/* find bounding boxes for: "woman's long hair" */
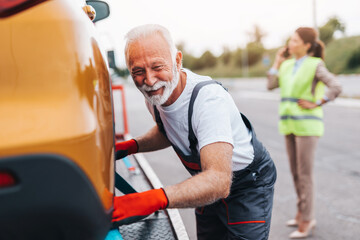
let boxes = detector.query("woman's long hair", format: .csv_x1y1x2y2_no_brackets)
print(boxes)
296,27,325,60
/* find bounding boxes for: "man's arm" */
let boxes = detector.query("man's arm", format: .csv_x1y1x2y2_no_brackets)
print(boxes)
164,142,233,208
136,125,172,152
115,125,171,160
112,133,233,225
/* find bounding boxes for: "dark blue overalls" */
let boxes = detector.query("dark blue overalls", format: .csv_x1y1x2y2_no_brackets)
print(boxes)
154,80,277,240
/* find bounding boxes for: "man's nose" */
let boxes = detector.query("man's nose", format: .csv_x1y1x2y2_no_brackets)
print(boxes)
144,70,157,86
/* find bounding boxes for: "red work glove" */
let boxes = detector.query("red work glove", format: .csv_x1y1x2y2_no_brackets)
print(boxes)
112,188,169,226
115,139,138,160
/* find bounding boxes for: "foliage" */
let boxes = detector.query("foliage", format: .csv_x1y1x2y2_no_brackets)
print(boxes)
220,46,232,65
319,16,346,45
246,41,265,66
243,25,266,67
182,53,198,69
182,50,217,70
175,18,358,77
192,36,360,77
176,24,267,72
197,50,217,69
324,35,360,74
347,47,360,69
176,42,199,70
247,24,267,43
232,42,265,69
233,48,244,68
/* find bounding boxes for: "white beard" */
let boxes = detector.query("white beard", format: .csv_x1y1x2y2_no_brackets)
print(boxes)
138,65,180,106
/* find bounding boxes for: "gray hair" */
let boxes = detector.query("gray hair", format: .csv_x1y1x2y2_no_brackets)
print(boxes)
124,24,178,67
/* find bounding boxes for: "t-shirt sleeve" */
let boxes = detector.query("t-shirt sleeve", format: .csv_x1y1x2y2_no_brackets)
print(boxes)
192,85,234,150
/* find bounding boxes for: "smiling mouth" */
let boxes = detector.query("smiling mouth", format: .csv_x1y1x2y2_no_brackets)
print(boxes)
146,87,164,96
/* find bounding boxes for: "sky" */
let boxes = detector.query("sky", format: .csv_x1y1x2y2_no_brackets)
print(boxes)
94,0,360,67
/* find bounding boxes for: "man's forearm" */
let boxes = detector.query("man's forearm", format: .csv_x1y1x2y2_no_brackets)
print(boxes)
164,169,232,208
136,125,171,152
164,142,233,208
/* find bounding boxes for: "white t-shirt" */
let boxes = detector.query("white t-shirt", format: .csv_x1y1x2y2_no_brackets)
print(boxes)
146,69,254,171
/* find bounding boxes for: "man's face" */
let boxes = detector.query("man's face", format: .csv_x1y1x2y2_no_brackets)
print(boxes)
127,34,179,106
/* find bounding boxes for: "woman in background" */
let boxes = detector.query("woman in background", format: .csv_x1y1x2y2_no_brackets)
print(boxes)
267,27,342,239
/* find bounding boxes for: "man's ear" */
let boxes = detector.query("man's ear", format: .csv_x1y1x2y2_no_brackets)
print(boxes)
175,51,183,70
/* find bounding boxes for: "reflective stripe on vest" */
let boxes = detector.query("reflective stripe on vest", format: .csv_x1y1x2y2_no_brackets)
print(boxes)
281,97,299,103
280,115,322,121
278,57,325,136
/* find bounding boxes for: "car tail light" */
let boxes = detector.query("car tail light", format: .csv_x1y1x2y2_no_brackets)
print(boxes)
0,0,47,18
0,171,17,188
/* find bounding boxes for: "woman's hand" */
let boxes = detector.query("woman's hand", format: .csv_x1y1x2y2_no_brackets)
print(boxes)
272,47,290,69
297,99,318,109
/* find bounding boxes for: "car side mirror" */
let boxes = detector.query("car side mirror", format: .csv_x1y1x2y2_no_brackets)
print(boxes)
86,1,110,23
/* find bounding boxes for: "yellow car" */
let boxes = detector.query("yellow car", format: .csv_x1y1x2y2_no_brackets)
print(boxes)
0,0,115,239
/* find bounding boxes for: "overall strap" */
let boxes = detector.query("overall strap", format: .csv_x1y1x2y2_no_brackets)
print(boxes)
240,112,255,137
188,80,227,155
153,106,167,137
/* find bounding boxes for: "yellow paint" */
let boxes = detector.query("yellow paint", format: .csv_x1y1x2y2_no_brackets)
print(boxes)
0,0,114,210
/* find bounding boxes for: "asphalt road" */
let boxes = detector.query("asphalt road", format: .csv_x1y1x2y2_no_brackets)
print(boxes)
114,77,360,240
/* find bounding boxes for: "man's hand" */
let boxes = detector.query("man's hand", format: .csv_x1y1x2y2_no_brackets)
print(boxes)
112,188,169,226
297,99,318,109
115,139,138,160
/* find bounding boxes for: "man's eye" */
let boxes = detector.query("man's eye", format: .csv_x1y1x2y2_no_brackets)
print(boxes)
153,65,163,70
132,70,144,76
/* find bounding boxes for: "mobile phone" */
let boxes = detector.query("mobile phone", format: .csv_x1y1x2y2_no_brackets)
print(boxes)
283,47,290,58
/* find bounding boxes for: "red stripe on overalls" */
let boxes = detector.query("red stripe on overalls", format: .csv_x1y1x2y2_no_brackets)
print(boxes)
221,199,265,225
176,153,201,170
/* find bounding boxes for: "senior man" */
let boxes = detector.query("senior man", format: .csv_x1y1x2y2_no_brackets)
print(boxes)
113,24,277,240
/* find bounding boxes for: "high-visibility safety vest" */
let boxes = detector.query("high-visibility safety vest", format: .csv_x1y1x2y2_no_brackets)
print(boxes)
278,56,325,136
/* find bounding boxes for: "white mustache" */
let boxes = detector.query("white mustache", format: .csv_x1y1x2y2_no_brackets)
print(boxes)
139,81,167,92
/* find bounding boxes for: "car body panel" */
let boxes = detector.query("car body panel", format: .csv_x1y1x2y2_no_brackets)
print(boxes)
0,0,114,211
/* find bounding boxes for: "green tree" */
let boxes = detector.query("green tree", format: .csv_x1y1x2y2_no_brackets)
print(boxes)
192,50,217,70
182,53,198,69
220,46,232,65
233,48,243,68
246,41,265,66
247,24,267,43
176,42,198,69
319,16,346,45
347,47,360,69
244,25,266,66
200,50,217,68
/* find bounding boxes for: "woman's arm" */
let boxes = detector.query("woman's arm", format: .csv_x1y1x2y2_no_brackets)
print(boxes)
298,61,343,109
267,47,289,90
313,61,342,102
266,71,279,90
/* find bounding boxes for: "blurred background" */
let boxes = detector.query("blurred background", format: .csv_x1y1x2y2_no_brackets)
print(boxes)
101,1,360,239
95,0,360,80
